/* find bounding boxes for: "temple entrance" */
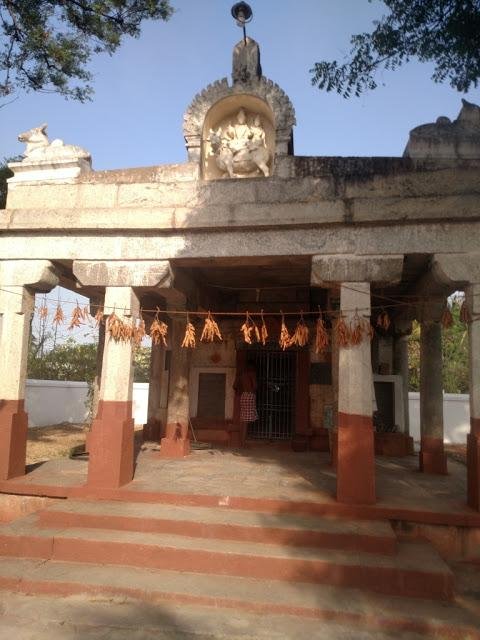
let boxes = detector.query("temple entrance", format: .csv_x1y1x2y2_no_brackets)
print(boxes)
248,348,296,440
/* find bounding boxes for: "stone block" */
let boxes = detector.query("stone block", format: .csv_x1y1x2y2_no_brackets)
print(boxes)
6,184,78,209
73,260,172,288
117,182,197,208
311,255,404,285
76,184,118,208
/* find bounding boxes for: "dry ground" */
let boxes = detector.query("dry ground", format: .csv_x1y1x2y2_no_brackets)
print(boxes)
27,424,145,465
27,423,89,465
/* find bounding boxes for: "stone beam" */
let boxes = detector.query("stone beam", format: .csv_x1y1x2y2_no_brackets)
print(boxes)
311,255,404,285
0,260,59,292
73,260,173,288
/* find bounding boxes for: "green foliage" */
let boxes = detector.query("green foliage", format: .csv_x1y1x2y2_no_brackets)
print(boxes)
311,0,480,97
28,336,151,383
0,0,174,102
133,346,151,382
0,156,21,208
408,298,469,393
28,337,97,381
0,160,12,209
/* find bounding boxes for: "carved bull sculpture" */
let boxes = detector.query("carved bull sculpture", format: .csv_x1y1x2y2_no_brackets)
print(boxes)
18,124,91,162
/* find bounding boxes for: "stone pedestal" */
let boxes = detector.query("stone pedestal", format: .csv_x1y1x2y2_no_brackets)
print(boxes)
161,318,191,458
336,283,376,505
143,342,165,442
467,284,480,509
0,287,34,480
87,287,139,489
419,320,447,474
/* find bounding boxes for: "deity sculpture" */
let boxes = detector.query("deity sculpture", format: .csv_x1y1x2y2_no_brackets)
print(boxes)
208,109,271,178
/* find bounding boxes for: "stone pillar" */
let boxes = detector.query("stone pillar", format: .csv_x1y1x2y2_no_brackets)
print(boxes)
419,317,447,474
467,284,480,510
0,287,34,480
161,317,191,458
337,282,376,504
87,286,139,489
144,341,165,442
393,331,414,455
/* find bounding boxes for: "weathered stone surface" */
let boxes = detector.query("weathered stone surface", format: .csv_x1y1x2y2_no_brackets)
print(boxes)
311,255,404,285
1,222,480,261
431,253,480,287
232,37,262,84
73,260,173,287
404,100,480,160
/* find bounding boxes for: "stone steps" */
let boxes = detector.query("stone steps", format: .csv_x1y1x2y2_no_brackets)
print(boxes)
36,499,398,554
0,558,475,639
0,510,453,600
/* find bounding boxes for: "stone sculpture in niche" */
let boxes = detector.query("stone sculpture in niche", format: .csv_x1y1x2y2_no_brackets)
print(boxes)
18,123,91,162
208,108,271,178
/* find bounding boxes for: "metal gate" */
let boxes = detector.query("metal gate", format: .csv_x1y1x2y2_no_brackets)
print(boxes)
248,349,296,440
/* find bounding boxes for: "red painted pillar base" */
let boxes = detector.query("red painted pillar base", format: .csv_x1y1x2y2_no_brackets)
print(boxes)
419,436,448,475
467,419,480,510
87,400,134,489
143,419,162,442
336,413,375,505
160,422,191,458
0,400,28,481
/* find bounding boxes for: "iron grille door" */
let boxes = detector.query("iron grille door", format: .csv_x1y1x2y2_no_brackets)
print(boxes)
249,349,296,440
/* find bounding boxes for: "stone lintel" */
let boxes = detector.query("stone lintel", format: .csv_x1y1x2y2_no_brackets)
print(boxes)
73,260,173,288
0,260,59,293
311,255,403,286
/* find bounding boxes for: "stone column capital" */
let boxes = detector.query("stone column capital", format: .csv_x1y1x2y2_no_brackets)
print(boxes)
431,253,480,289
0,259,59,292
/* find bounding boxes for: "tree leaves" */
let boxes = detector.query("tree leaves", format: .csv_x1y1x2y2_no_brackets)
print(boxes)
0,0,174,101
311,0,480,97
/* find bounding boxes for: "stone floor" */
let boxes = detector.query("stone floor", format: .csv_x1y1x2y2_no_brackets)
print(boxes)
1,445,477,524
0,591,434,640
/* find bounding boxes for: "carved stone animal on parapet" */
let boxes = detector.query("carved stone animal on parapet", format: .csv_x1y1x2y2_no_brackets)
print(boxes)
208,109,271,178
18,124,91,162
404,99,480,159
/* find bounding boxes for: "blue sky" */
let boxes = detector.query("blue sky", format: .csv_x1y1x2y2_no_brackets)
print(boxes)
2,0,479,168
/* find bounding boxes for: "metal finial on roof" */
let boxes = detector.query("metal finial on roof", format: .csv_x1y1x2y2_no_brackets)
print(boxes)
231,2,253,44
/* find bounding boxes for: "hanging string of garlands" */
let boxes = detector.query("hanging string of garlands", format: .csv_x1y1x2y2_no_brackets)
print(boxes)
29,292,477,351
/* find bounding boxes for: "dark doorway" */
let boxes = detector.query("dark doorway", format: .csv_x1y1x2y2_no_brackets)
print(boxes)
197,372,226,419
249,349,296,440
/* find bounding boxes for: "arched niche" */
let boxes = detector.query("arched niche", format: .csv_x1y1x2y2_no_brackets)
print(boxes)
202,95,275,180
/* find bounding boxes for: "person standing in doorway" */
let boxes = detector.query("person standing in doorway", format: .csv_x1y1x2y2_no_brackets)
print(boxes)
234,360,258,447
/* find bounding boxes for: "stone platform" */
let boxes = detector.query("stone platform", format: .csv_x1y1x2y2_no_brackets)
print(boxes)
0,447,479,638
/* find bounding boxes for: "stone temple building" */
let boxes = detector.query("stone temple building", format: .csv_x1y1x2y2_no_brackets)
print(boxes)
0,29,480,516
